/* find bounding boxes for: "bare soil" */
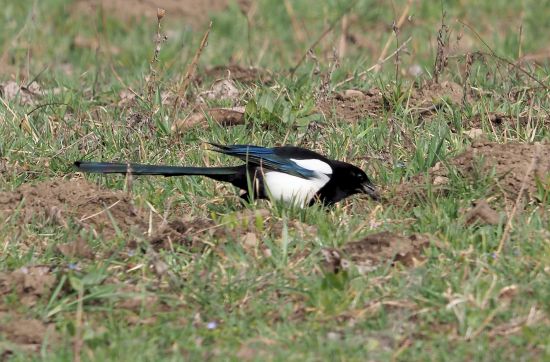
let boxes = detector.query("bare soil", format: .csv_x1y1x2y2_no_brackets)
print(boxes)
317,82,468,123
317,88,386,122
0,312,58,355
0,265,56,307
0,178,147,239
322,232,433,274
0,266,59,356
392,141,550,205
0,179,217,251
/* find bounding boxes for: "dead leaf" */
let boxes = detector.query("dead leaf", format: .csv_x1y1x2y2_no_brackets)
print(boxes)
197,79,240,103
118,89,137,107
0,81,43,105
498,285,518,300
241,232,258,249
433,176,449,186
171,106,245,133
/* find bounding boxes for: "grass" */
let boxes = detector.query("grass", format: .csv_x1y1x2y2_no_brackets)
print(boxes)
1,0,549,360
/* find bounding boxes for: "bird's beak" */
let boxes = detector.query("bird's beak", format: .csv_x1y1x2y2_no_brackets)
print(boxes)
360,182,381,201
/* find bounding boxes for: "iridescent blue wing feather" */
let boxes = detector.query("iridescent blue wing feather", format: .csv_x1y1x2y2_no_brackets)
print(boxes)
209,144,315,179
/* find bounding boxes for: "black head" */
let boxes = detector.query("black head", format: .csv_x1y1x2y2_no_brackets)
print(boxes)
338,162,380,201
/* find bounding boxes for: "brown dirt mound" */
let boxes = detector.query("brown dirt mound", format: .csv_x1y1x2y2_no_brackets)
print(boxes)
0,265,56,307
392,141,550,205
0,312,58,356
0,179,147,239
0,266,59,357
317,82,468,122
322,232,433,274
317,88,386,122
0,179,229,249
72,0,230,27
409,81,468,114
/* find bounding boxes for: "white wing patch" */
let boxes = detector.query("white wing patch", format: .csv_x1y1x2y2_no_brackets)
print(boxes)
291,158,333,175
264,171,330,206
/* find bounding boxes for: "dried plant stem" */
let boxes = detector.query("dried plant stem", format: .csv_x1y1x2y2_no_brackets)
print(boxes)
146,9,167,104
171,22,212,118
373,0,412,73
334,37,411,89
496,144,541,255
290,0,358,75
433,4,449,83
284,0,306,44
73,287,84,362
338,14,349,59
459,20,549,91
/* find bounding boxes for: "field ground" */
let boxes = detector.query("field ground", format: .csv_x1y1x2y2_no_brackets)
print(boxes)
1,0,549,360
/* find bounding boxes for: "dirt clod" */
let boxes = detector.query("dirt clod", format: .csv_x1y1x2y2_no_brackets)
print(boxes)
463,199,502,225
322,232,432,274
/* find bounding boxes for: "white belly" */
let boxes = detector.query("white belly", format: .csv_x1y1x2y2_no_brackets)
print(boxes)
264,171,330,206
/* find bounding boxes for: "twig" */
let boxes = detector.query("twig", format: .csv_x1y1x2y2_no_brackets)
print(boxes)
26,102,69,117
373,0,412,73
334,37,411,89
171,21,212,118
290,0,358,75
79,200,122,222
51,132,95,159
496,144,541,255
25,65,49,89
458,20,549,91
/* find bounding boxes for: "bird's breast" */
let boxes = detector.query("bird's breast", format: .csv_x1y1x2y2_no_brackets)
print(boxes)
263,171,330,206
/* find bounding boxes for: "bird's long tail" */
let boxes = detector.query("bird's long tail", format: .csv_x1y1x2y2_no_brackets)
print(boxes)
74,161,240,180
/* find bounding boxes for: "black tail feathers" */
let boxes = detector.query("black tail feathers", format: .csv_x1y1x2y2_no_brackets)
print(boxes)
74,161,239,178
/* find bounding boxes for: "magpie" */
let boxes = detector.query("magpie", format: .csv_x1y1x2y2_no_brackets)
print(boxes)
74,144,380,206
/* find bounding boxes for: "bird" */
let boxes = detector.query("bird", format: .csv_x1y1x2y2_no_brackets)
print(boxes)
74,144,380,207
